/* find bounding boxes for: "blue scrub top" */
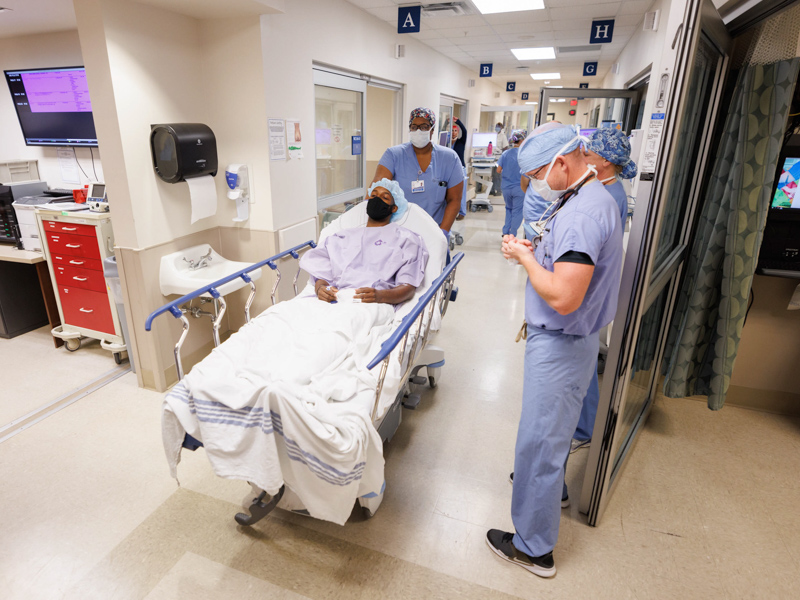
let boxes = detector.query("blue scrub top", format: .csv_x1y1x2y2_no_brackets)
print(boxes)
379,142,463,225
497,147,522,191
605,179,629,228
523,185,551,223
525,180,623,337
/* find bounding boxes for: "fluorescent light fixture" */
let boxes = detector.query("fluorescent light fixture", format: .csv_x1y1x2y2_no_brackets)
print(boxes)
525,102,538,105
552,99,566,102
531,73,560,80
511,47,555,61
472,0,545,15
546,85,563,88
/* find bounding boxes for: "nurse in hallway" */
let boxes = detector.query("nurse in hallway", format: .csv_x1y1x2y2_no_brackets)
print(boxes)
371,107,464,237
496,130,526,237
486,123,623,578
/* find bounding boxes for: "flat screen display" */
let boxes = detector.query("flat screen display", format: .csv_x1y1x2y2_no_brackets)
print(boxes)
4,66,98,147
472,132,498,148
772,156,800,210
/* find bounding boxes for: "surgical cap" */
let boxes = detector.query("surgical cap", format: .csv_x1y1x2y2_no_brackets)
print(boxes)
517,123,583,174
368,178,409,222
409,107,436,129
509,129,527,145
587,129,638,179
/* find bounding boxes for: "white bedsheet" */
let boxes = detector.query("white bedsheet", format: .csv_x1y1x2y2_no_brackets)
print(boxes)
163,291,404,525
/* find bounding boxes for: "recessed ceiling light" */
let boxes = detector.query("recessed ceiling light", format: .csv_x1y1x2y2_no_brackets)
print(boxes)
472,0,545,14
547,85,563,88
525,102,538,105
552,99,566,102
511,47,555,61
531,73,560,80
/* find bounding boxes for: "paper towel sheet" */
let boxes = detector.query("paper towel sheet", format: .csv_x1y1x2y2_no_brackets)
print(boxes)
187,175,217,224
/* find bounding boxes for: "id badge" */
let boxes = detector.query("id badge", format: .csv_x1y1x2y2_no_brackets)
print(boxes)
411,179,425,194
529,221,546,250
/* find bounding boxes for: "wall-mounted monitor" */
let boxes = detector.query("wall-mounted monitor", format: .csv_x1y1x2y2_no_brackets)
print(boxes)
4,66,98,147
771,156,800,211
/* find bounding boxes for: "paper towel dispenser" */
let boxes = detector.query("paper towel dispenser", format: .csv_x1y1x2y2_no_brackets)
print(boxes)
150,123,218,184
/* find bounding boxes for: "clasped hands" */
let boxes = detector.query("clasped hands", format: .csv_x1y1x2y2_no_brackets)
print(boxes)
316,283,380,303
501,234,535,264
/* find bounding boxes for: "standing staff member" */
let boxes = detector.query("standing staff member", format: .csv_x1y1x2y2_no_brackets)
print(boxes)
372,108,463,238
496,130,526,237
486,123,623,578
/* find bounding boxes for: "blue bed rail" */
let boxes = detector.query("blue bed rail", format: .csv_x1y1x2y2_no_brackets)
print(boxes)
145,240,316,332
367,251,463,369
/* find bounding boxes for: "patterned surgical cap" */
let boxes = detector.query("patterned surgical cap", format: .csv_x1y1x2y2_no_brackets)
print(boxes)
587,128,638,179
409,107,436,129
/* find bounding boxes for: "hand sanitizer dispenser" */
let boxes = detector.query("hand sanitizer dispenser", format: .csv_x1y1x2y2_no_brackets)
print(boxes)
225,164,250,222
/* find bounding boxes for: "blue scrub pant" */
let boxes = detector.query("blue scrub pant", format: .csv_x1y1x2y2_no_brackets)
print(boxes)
459,167,468,217
502,187,524,236
512,327,598,558
573,364,599,442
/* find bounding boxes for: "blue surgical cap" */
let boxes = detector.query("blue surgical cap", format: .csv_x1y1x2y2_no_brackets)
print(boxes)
368,178,408,222
517,123,583,174
587,129,638,179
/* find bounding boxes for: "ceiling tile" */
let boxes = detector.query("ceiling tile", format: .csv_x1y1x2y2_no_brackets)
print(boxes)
345,0,397,8
499,32,557,45
423,15,489,30
437,25,498,38
481,9,548,25
618,0,657,15
365,6,399,21
489,20,554,34
451,34,505,46
456,42,510,52
548,2,621,21
614,13,646,28
551,19,595,32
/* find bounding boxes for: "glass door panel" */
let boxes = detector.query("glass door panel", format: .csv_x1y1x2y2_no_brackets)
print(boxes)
580,0,731,525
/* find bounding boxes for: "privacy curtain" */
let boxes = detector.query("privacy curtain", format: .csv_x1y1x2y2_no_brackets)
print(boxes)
662,57,799,410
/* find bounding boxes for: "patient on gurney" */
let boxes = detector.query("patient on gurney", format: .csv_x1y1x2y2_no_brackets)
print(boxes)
163,178,431,525
303,178,428,305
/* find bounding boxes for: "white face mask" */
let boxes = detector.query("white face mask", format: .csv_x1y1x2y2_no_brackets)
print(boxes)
409,129,432,149
528,135,594,203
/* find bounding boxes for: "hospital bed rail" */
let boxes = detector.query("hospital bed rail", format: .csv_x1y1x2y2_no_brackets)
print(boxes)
145,240,316,380
367,251,463,421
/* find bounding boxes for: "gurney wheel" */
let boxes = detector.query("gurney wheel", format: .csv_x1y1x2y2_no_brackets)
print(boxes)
470,204,478,213
113,352,122,365
429,377,436,388
65,338,81,352
487,205,494,213
235,485,285,527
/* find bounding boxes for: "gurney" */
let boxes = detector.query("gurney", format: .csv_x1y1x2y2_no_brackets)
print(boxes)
145,203,464,526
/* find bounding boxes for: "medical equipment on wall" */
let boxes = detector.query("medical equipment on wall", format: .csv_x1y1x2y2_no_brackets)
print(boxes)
225,164,250,222
87,182,109,212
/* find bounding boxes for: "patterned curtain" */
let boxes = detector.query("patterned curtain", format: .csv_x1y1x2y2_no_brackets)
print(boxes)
662,54,800,409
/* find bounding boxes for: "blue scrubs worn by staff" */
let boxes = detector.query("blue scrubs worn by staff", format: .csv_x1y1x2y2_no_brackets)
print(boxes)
497,130,526,237
486,123,623,578
375,108,463,234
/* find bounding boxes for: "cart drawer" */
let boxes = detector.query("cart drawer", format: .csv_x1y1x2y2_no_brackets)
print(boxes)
54,263,107,294
43,220,97,238
58,286,115,335
50,254,103,272
46,233,101,260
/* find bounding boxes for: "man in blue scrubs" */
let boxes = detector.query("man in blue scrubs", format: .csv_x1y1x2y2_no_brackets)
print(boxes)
487,123,623,578
372,108,464,237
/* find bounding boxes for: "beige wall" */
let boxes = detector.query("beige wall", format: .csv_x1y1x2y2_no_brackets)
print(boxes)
0,31,105,187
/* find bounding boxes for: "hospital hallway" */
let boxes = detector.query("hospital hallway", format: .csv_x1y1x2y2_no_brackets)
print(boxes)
0,207,798,600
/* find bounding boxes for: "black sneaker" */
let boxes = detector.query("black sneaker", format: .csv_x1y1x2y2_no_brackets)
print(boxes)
485,529,556,578
508,473,570,508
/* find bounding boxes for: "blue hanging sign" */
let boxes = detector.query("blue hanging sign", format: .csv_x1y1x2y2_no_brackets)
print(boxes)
583,62,598,77
590,19,614,44
506,82,516,92
480,63,493,77
521,92,529,100
398,6,421,34
352,135,362,155
579,83,589,89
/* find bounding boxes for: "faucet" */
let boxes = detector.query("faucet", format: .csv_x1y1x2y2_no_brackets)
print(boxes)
183,249,213,271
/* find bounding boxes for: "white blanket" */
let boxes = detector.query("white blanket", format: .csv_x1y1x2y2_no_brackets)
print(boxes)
162,291,404,525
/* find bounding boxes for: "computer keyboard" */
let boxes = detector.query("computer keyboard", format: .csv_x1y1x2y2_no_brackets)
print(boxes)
44,188,76,196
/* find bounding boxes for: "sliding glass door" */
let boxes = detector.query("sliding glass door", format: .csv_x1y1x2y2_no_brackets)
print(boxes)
580,0,732,525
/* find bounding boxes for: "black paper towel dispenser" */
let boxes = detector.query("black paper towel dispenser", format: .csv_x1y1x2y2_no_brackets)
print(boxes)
150,123,218,183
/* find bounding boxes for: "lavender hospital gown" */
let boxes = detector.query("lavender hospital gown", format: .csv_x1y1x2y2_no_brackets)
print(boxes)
300,223,429,296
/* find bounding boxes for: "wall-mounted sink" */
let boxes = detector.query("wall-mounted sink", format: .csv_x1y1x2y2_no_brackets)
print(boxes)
159,244,262,297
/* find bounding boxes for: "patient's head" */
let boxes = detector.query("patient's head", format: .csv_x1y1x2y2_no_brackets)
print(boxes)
366,178,408,225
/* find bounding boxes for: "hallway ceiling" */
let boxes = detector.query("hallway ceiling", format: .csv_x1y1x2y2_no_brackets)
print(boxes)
346,0,659,96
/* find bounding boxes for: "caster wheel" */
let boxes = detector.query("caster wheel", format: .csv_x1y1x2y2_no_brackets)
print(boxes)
429,377,436,388
114,352,122,365
455,234,463,245
65,338,81,352
487,205,494,213
470,204,478,212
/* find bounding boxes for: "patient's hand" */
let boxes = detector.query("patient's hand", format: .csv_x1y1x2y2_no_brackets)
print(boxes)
356,284,414,305
316,282,338,302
